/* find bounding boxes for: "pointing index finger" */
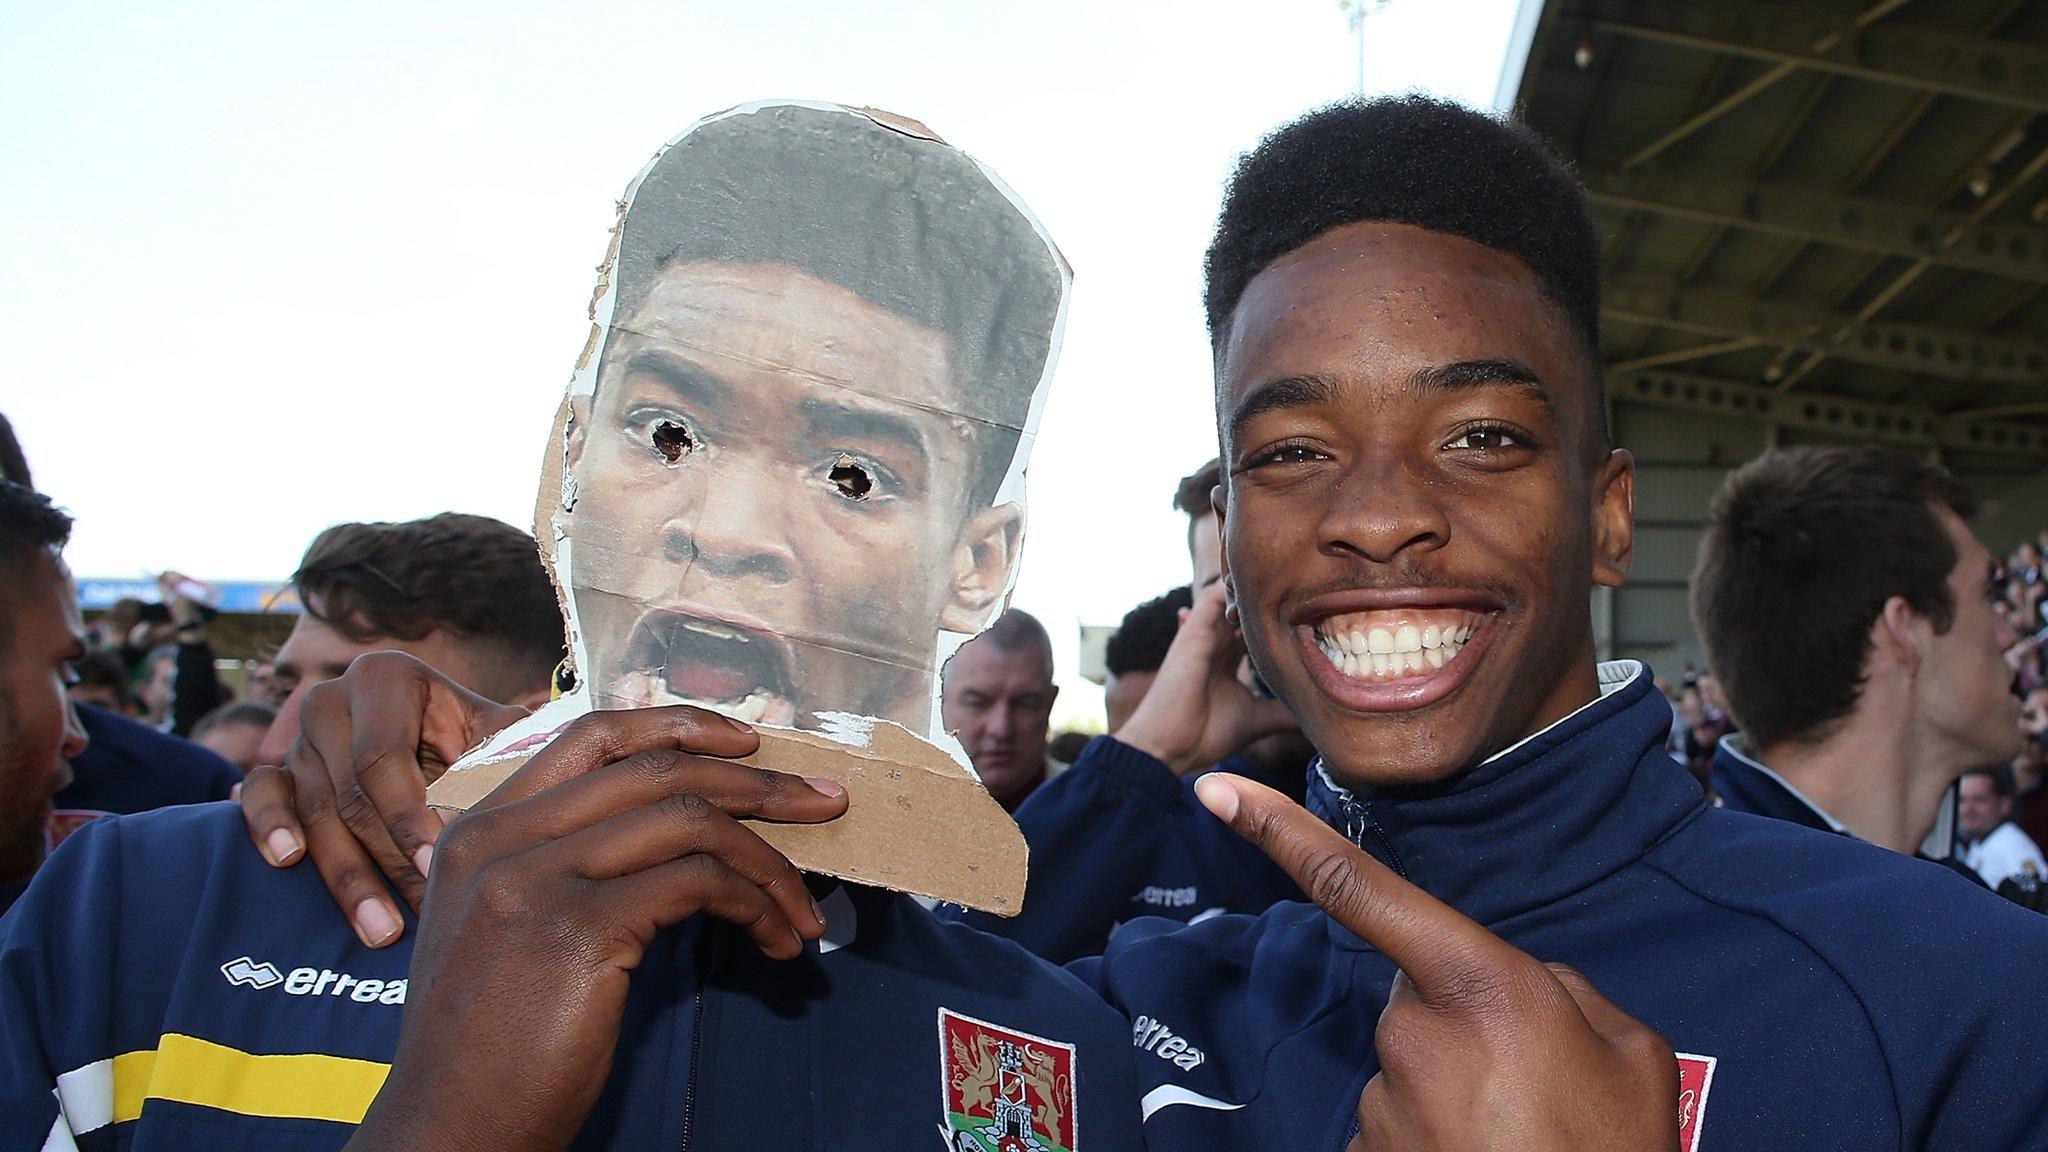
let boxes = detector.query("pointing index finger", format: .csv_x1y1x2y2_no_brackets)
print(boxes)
1195,772,1528,1008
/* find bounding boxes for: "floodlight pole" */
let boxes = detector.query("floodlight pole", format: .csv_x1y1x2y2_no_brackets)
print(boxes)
1340,0,1396,95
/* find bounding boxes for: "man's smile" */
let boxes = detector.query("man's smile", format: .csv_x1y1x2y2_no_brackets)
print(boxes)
1289,589,1504,714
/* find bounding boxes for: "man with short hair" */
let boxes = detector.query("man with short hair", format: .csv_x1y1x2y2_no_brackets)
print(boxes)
1958,768,2046,888
1173,459,1223,592
1080,96,2048,1147
0,414,243,843
940,608,1061,811
191,701,278,775
0,480,87,909
1692,446,2017,860
1103,587,1190,735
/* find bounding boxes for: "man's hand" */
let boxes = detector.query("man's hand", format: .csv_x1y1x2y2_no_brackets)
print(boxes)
342,704,846,1152
238,651,530,947
1195,773,1680,1152
1115,580,1297,775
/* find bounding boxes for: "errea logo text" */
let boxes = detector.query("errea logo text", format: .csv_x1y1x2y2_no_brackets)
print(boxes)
221,956,407,1005
1131,1015,1206,1071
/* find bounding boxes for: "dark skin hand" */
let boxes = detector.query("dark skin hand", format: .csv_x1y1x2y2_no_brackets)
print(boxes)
239,650,528,947
337,702,848,1152
1196,772,1680,1152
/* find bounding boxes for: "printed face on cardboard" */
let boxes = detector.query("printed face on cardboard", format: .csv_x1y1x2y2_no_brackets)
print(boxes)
552,102,1065,741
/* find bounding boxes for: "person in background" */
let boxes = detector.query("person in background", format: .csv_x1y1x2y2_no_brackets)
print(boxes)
1958,767,2046,888
191,700,278,775
1173,459,1223,591
0,415,241,845
1102,586,1190,734
939,608,1061,811
1693,446,2019,869
242,657,286,707
0,480,88,911
65,651,134,716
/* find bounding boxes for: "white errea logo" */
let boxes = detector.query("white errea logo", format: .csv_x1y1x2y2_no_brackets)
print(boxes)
219,957,282,989
220,957,407,1005
1131,1015,1207,1071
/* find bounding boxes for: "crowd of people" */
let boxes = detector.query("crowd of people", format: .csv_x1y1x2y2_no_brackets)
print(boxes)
2,93,2047,1151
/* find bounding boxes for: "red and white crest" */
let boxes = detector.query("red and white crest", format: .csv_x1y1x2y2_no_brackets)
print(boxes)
938,1008,1078,1152
1675,1052,1717,1152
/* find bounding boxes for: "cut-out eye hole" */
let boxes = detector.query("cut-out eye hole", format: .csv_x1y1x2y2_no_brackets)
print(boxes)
830,454,873,500
651,420,693,464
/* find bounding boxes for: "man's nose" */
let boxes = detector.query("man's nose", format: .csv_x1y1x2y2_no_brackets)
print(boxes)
59,700,88,761
1321,456,1451,564
985,704,1016,741
258,686,305,769
663,461,799,583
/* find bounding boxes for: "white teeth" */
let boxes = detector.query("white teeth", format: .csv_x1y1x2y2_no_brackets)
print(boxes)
1395,624,1421,653
682,619,747,642
1421,624,1441,650
1343,631,1365,656
729,692,771,724
1368,628,1395,654
1368,652,1388,675
1402,650,1426,674
1425,646,1446,669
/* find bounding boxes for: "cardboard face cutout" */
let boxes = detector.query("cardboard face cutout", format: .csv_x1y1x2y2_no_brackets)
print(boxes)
426,102,1068,913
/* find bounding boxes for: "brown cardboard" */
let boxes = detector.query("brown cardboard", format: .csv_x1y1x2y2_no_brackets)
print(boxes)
428,101,1068,915
425,721,1027,915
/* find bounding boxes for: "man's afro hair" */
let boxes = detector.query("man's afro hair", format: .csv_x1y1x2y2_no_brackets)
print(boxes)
1203,95,1601,361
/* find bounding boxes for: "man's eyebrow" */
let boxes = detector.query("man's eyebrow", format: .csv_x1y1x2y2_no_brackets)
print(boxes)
1409,358,1554,412
796,395,931,464
1227,374,1342,442
622,346,732,410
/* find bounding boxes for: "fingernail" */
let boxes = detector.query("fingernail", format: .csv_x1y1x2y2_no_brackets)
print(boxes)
354,898,401,947
1194,775,1239,822
266,828,303,866
803,776,845,798
810,896,826,928
412,844,434,878
720,713,753,733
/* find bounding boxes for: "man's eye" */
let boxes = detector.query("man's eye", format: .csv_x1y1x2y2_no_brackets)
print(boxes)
1246,443,1325,469
1447,426,1523,452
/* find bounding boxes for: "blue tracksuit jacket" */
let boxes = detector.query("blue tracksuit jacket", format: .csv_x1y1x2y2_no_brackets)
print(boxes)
0,803,1142,1152
1075,662,2048,1151
945,742,1301,963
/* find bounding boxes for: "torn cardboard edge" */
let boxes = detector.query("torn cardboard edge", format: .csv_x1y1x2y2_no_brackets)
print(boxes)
425,710,1028,916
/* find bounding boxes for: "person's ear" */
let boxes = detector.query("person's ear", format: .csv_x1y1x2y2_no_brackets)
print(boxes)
1591,449,1635,589
940,503,1025,634
1871,595,1928,679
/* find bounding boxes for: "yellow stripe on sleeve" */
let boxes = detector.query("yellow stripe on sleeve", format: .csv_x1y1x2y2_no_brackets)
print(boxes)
110,1033,389,1126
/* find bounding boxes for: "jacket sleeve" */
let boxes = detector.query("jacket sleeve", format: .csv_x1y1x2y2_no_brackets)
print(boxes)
0,819,128,1149
944,736,1189,964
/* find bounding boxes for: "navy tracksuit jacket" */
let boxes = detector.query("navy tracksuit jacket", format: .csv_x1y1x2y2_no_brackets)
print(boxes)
946,743,1302,963
0,804,1143,1152
1074,662,2048,1150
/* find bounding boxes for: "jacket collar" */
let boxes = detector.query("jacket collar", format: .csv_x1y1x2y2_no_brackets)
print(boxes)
1708,735,1846,834
1306,661,1707,935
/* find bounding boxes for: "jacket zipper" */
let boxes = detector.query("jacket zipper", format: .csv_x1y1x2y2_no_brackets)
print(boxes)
1336,793,1408,880
678,930,716,1151
1337,793,1403,1150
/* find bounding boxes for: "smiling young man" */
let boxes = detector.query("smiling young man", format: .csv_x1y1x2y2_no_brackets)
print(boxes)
0,481,88,910
1052,96,2048,1150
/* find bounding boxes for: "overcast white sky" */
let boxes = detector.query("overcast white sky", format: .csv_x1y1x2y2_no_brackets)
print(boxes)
3,0,1527,727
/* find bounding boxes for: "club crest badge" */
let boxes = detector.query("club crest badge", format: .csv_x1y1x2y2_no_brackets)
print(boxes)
1675,1052,1717,1152
938,1008,1078,1152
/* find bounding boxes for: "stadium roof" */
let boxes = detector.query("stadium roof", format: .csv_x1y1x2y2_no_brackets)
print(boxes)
1514,0,2048,469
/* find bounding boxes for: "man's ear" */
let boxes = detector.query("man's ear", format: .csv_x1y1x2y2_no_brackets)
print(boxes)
1872,595,1928,679
1591,449,1635,590
940,503,1025,634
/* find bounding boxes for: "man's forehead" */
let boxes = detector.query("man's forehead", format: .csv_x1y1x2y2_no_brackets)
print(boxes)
614,261,959,415
1218,221,1579,395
